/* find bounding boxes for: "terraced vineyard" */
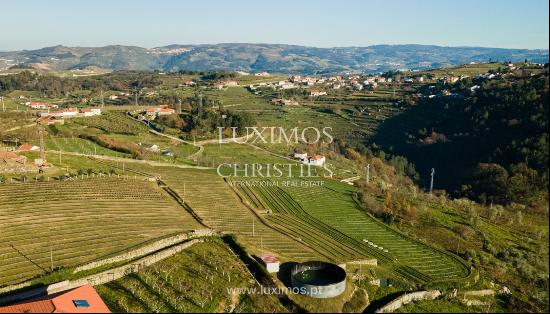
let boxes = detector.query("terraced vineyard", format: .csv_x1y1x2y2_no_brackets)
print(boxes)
232,181,374,263
155,168,319,262
76,158,469,284
233,178,471,284
96,239,286,313
0,177,201,286
289,180,470,283
346,104,401,135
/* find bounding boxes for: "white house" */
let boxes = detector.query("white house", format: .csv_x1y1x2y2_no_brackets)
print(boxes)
307,155,326,166
260,254,279,273
146,107,175,117
80,108,102,117
295,153,326,166
51,108,79,117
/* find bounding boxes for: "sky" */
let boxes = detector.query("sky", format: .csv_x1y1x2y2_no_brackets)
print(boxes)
1,0,548,51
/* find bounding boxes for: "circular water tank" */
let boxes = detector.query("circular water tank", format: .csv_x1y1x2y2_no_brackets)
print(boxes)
291,261,346,298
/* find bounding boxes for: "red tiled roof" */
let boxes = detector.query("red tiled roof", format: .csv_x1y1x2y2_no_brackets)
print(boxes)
0,152,21,159
0,285,110,313
261,254,278,263
18,144,35,151
0,299,55,313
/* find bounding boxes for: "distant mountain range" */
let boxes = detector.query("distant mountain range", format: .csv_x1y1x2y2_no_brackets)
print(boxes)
0,43,547,74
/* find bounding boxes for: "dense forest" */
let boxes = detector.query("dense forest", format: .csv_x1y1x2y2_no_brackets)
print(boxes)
373,73,549,206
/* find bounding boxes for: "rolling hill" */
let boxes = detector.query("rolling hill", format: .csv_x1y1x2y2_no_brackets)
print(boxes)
0,43,547,74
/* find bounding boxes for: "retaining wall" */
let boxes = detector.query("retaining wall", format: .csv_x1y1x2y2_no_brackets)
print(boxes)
74,229,215,273
375,290,441,313
0,239,203,306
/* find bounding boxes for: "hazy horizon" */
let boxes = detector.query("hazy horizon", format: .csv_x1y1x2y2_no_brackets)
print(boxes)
2,42,549,53
1,0,548,51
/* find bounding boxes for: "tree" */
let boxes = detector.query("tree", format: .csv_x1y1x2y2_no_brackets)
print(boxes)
470,163,510,204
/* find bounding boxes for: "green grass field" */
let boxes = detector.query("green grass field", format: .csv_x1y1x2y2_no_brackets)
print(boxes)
43,137,131,157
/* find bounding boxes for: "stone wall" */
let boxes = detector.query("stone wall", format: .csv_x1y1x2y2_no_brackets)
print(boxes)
348,259,378,266
74,229,215,273
375,290,441,313
0,238,204,305
463,289,495,297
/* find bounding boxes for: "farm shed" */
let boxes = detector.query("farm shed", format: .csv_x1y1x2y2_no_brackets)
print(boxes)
260,254,280,273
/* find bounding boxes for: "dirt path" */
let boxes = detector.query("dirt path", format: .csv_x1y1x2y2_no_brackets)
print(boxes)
4,123,35,133
45,149,213,170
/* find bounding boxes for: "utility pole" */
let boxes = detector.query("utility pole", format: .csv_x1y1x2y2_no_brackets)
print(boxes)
252,217,255,237
1,96,4,112
100,89,104,108
366,163,370,184
429,168,435,194
50,242,53,271
38,123,46,167
134,88,139,106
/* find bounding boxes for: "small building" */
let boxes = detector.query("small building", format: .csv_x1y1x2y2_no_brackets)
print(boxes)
145,107,175,117
260,254,280,273
18,144,40,152
306,155,326,166
138,142,160,152
51,108,79,118
38,115,65,125
146,107,158,116
0,152,27,164
158,108,175,116
80,108,101,117
0,284,110,313
26,102,49,110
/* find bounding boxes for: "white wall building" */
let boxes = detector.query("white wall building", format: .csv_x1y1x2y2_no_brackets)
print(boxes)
260,254,279,273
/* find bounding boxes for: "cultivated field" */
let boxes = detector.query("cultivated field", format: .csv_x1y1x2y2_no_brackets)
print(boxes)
233,178,471,284
0,177,201,286
96,239,287,313
153,167,320,262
